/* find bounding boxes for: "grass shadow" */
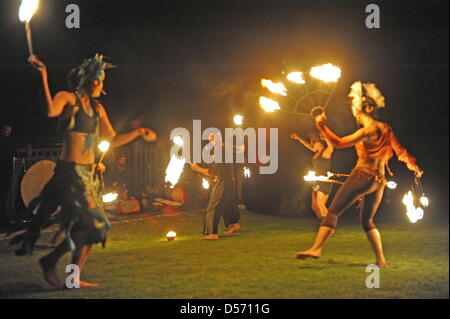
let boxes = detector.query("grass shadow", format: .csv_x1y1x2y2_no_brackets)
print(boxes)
297,259,368,269
0,282,58,298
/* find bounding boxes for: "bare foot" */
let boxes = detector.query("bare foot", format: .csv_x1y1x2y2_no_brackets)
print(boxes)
64,280,101,289
223,224,240,234
376,260,388,268
39,256,62,287
201,234,219,240
79,281,100,287
296,249,321,260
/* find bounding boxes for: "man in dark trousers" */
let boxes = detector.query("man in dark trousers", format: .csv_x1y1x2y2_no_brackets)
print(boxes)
190,133,241,240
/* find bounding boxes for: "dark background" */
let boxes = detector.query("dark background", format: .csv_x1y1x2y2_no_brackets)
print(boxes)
0,0,448,219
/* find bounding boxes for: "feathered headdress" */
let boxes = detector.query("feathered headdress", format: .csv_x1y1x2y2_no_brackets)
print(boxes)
76,54,115,94
349,81,385,116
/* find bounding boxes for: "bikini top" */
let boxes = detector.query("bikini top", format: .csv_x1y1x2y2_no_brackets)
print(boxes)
66,94,99,135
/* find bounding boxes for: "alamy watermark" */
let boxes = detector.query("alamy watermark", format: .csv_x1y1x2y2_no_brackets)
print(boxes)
65,4,80,29
170,120,278,174
365,4,381,29
365,264,380,288
65,264,80,289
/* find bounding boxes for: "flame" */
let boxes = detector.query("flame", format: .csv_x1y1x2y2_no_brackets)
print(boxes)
261,79,287,96
202,178,210,189
173,136,184,146
402,191,424,223
164,154,186,187
98,141,110,153
102,192,118,203
287,72,305,84
303,171,333,182
259,96,281,113
233,114,244,126
420,196,429,207
166,231,176,238
19,0,39,23
310,63,341,83
387,181,397,189
243,167,251,178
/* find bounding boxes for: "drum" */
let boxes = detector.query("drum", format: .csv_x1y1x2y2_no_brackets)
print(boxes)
170,185,187,203
20,160,56,207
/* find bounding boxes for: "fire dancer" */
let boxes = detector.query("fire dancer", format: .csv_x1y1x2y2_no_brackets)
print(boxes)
296,81,423,267
290,132,334,220
11,54,156,288
190,133,240,239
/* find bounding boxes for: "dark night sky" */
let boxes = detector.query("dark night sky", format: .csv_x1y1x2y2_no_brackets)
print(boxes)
0,0,448,215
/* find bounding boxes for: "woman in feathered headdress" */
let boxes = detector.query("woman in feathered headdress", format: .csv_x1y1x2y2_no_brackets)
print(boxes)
11,54,157,288
296,81,423,267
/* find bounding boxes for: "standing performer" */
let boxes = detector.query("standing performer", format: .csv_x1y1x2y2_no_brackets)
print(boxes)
290,132,334,220
11,54,156,288
190,133,241,240
296,81,423,267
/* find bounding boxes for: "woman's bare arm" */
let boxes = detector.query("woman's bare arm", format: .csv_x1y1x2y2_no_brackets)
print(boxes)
28,55,75,117
190,163,210,176
290,133,314,152
317,124,367,149
315,113,367,149
390,129,423,177
97,103,156,148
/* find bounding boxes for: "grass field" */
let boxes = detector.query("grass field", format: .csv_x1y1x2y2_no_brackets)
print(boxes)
0,209,448,299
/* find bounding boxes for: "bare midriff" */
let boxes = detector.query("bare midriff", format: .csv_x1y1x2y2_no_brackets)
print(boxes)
59,131,96,165
355,157,387,176
354,121,391,177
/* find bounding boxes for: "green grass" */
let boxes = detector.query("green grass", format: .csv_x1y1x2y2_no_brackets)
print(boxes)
0,210,448,299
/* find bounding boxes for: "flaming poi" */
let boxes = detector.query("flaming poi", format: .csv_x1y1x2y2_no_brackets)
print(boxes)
261,79,288,96
402,190,425,223
310,63,342,83
287,72,305,84
259,96,281,113
233,114,244,126
402,177,429,223
258,63,342,115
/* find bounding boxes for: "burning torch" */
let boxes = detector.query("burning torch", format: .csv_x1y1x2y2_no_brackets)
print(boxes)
96,141,110,198
19,0,39,57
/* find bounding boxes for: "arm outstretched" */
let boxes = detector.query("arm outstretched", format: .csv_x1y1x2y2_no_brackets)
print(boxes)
316,122,367,149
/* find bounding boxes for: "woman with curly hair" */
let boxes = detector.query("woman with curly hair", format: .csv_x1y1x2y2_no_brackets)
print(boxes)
296,81,423,267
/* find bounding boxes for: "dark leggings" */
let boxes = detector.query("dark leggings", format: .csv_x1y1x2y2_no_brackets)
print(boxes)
321,169,385,232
